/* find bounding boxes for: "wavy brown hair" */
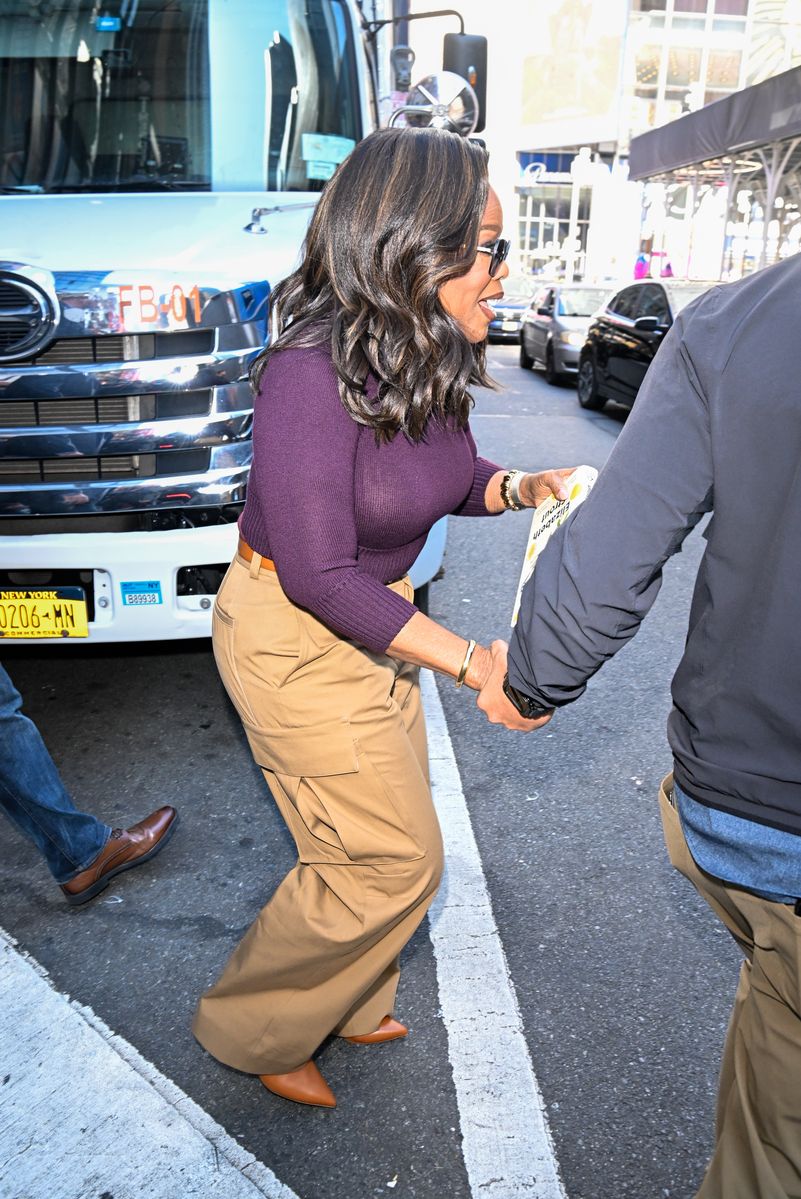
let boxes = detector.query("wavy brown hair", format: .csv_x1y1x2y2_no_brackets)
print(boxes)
249,127,494,442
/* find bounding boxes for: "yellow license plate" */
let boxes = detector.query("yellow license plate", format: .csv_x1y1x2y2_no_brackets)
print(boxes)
0,587,89,639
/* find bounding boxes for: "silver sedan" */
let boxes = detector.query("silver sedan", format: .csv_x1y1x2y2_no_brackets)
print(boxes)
519,283,611,385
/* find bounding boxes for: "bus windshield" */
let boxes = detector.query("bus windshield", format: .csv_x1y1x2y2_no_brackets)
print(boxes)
0,0,363,194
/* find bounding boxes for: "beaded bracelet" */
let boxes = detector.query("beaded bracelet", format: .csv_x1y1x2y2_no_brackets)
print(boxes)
500,469,526,511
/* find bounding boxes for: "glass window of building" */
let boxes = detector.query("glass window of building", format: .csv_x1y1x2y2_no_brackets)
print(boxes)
626,0,754,134
711,16,747,32
636,46,662,89
634,1,750,19
518,182,592,276
666,46,703,87
707,48,742,85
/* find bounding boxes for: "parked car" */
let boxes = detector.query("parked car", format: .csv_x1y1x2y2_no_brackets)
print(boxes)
488,276,536,342
576,279,713,411
519,283,610,384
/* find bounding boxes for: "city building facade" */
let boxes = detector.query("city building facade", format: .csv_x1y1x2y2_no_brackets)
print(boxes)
407,0,801,284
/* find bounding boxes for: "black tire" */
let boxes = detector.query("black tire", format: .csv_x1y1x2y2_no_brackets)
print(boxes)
414,582,429,616
577,356,605,410
519,338,533,370
544,343,561,386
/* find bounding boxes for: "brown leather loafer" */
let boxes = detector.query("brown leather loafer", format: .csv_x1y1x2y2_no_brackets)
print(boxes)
342,1016,408,1044
259,1060,336,1108
60,806,178,906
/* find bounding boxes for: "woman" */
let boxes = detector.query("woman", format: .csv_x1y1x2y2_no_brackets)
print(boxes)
192,127,569,1108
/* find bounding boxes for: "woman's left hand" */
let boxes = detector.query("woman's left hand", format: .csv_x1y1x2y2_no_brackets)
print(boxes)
520,468,576,508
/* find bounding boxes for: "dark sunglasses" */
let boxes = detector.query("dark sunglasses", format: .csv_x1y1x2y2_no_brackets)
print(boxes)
475,237,510,279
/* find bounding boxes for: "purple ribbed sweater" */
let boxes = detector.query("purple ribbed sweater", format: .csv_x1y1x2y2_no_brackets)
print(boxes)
239,345,502,653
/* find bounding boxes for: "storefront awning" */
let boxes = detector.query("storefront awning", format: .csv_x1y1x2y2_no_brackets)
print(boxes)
629,65,801,181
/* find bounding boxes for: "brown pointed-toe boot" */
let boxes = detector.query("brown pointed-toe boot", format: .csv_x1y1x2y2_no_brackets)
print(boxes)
342,1016,408,1045
259,1060,336,1108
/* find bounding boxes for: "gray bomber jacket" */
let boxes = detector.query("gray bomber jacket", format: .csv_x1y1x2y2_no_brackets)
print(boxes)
508,254,801,834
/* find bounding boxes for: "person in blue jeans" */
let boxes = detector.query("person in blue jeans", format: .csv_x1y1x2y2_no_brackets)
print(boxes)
1,663,178,905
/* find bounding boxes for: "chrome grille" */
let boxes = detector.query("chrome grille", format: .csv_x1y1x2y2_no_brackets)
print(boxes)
0,282,26,308
14,328,215,366
2,397,147,428
0,449,209,484
2,456,152,483
0,390,210,428
0,277,53,359
32,336,126,365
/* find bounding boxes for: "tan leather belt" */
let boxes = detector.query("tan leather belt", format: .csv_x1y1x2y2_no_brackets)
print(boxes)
237,536,277,573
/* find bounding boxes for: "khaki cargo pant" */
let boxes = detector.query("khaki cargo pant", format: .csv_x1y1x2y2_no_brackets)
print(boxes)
192,552,443,1075
659,774,801,1199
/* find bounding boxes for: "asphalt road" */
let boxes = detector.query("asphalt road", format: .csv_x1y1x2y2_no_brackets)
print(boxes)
1,344,738,1199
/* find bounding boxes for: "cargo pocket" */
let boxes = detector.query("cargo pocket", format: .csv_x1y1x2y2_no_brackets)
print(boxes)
244,718,360,778
243,720,425,865
348,741,428,864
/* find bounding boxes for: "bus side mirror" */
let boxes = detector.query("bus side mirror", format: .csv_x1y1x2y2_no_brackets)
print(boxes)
443,33,487,133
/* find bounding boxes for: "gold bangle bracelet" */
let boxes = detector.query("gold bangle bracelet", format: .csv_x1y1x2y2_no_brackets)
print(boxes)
455,638,477,688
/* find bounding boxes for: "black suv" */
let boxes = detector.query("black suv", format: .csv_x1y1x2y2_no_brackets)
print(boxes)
577,280,713,411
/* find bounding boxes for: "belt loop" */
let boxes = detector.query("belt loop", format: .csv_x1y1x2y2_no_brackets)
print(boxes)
248,551,263,578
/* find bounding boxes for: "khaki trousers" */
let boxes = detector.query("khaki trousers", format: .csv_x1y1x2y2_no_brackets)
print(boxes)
659,774,801,1199
192,553,443,1075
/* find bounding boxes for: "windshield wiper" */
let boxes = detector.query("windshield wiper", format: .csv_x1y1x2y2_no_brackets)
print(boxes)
1,185,45,194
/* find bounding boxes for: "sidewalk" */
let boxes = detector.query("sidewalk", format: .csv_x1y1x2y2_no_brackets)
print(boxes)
0,929,298,1199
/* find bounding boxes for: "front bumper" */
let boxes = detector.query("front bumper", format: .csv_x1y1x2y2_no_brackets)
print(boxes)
554,344,581,374
0,523,239,642
0,517,450,644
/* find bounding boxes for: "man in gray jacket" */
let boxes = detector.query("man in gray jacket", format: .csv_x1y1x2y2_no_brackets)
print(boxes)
483,255,801,1199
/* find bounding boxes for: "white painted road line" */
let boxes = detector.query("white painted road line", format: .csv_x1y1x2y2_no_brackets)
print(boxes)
0,929,298,1199
423,671,567,1199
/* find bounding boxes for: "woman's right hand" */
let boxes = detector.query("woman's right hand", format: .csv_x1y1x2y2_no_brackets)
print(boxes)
385,615,549,731
475,640,553,732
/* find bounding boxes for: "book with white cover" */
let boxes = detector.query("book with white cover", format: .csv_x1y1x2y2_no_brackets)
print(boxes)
511,464,598,627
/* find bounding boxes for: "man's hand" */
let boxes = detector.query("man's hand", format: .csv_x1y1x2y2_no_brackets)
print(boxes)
476,640,553,732
520,468,574,508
